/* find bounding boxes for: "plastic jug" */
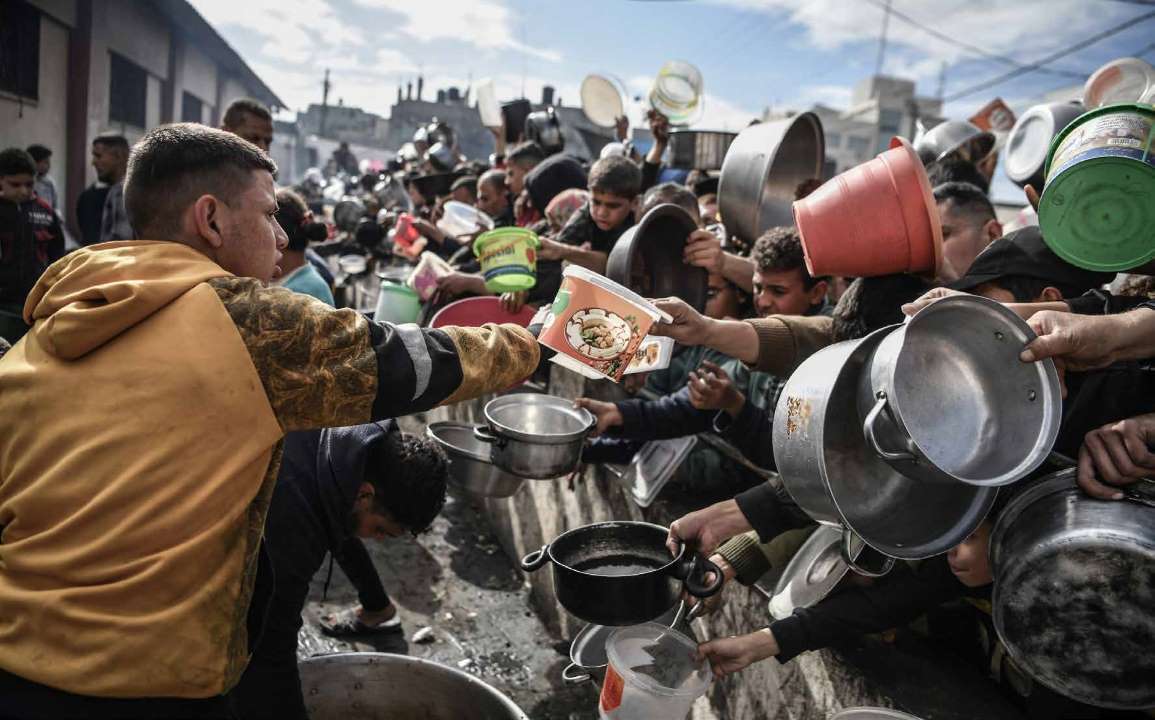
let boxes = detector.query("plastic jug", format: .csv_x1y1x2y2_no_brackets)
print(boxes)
599,622,709,719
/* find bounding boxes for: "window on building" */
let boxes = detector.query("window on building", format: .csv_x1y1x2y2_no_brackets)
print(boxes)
181,91,203,123
0,0,41,101
877,108,904,152
109,51,147,128
847,135,871,156
826,132,842,148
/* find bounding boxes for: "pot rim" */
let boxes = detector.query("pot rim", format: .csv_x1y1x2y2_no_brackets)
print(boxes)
427,421,492,463
545,520,686,577
483,394,595,445
989,467,1077,571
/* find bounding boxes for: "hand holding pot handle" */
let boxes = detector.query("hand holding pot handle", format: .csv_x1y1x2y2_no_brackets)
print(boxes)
520,545,549,572
680,554,726,598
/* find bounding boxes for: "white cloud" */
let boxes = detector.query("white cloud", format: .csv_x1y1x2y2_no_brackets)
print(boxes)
352,0,562,62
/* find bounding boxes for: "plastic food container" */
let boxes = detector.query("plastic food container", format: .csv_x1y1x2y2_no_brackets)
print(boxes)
539,266,672,383
437,201,494,239
649,60,703,126
374,283,421,325
599,622,709,720
1039,103,1155,272
1083,57,1155,109
408,251,453,302
624,335,674,375
473,227,540,293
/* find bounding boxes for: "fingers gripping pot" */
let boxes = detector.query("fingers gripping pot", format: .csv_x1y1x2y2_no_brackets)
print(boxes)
473,394,595,479
520,521,724,626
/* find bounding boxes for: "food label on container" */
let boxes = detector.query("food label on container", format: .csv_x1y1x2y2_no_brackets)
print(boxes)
538,274,657,383
1047,110,1155,182
599,663,625,713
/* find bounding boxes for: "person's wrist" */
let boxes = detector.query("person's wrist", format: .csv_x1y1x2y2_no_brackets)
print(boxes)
701,316,723,349
755,628,780,659
1118,308,1155,360
723,392,745,418
710,554,736,582
715,498,753,537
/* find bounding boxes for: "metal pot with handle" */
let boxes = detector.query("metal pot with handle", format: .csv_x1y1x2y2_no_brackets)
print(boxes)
520,521,724,626
773,325,995,561
668,130,737,171
858,294,1061,488
990,467,1155,710
474,394,595,479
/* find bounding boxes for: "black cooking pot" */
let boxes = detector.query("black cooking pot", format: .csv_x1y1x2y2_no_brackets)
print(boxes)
520,521,723,626
606,203,706,312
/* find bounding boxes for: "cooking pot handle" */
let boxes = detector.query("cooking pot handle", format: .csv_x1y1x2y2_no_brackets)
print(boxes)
863,392,917,463
473,425,507,447
562,663,590,684
682,555,725,598
520,544,549,572
840,526,894,578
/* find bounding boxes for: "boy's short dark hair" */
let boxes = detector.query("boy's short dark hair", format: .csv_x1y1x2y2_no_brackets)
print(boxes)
642,182,699,221
367,432,448,534
222,98,272,128
928,158,990,195
26,144,51,163
751,226,823,287
451,175,477,196
275,187,309,252
984,274,1087,304
507,142,545,169
124,123,277,239
479,168,506,191
589,155,642,199
933,181,996,224
92,133,130,153
0,148,36,177
831,274,934,342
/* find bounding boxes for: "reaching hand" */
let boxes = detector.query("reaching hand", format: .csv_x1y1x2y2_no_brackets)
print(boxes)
1025,184,1041,212
647,110,670,145
500,291,529,314
687,360,745,416
573,398,624,437
688,554,736,617
1077,413,1155,500
683,229,725,274
666,499,752,556
649,297,713,346
696,629,780,680
436,272,485,298
411,218,446,245
901,287,970,316
614,115,629,142
536,237,569,262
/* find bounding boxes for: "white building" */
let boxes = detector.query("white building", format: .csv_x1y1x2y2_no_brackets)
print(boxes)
1,0,282,233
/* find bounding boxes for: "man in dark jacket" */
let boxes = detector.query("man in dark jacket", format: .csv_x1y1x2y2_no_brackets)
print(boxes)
228,420,448,720
0,148,65,341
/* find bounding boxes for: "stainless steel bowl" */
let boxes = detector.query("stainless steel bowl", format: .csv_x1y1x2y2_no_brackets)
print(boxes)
913,120,995,165
299,652,529,720
427,421,524,498
718,113,824,244
476,394,595,479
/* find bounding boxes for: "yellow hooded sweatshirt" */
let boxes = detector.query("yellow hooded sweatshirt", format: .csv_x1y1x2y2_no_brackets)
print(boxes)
0,241,539,699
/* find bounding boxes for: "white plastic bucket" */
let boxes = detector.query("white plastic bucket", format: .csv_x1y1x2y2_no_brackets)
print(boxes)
437,201,494,238
599,622,709,720
374,283,421,324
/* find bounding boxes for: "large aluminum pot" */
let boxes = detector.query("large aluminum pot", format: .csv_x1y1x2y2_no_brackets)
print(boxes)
718,112,824,244
300,652,529,719
990,469,1155,710
773,325,996,560
858,295,1061,487
668,130,737,171
427,421,524,498
520,521,723,626
474,394,594,479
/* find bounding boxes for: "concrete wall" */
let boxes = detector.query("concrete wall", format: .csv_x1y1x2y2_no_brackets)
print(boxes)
425,367,1027,720
0,12,71,209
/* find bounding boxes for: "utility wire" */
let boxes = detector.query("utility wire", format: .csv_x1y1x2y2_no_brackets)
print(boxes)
861,0,1087,79
944,9,1155,101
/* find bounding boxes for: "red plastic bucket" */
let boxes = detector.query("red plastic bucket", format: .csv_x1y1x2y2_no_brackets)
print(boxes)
430,296,538,329
794,138,941,278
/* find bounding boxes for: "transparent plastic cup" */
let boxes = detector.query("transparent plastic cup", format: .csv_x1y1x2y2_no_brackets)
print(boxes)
598,622,709,720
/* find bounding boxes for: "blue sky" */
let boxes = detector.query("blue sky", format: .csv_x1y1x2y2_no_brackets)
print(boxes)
190,0,1154,199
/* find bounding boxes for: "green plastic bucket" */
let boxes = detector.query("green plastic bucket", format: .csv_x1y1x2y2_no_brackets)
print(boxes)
473,228,540,293
1039,102,1155,272
374,282,421,324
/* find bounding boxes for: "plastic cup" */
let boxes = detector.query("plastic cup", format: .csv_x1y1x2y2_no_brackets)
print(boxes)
649,60,703,126
437,201,494,238
473,227,540,293
599,622,709,720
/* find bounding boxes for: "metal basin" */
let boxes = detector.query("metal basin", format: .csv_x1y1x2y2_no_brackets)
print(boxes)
668,130,737,171
773,325,996,559
475,394,594,479
718,112,824,244
299,652,529,720
991,469,1155,709
427,421,524,498
606,203,706,311
858,295,1061,487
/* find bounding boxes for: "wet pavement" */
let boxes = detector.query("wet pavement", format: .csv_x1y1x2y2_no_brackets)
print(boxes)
296,481,600,719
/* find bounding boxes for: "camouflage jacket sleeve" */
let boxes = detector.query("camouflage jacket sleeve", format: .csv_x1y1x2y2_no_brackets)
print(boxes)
210,278,540,431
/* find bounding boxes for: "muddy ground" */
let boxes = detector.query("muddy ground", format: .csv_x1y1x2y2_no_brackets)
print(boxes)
296,484,600,720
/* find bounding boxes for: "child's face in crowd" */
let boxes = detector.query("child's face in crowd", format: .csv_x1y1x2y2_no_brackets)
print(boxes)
947,521,993,588
589,190,632,231
476,180,507,219
352,482,408,541
704,273,739,320
506,163,530,195
751,267,826,317
0,174,35,204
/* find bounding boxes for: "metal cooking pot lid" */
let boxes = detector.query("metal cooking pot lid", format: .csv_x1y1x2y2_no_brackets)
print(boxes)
1005,107,1055,182
581,74,624,128
426,421,493,463
830,708,926,720
768,526,858,620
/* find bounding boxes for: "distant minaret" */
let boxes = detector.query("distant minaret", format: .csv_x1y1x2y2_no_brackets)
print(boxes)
407,82,413,101
320,69,331,136
397,86,403,103
417,75,424,101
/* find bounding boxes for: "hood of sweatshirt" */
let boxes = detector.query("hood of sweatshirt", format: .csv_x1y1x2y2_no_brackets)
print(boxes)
22,241,232,360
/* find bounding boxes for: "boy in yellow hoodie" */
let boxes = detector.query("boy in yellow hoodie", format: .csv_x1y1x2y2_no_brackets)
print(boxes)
0,123,539,719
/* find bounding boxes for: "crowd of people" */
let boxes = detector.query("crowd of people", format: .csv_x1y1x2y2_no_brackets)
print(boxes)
1,83,1153,720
